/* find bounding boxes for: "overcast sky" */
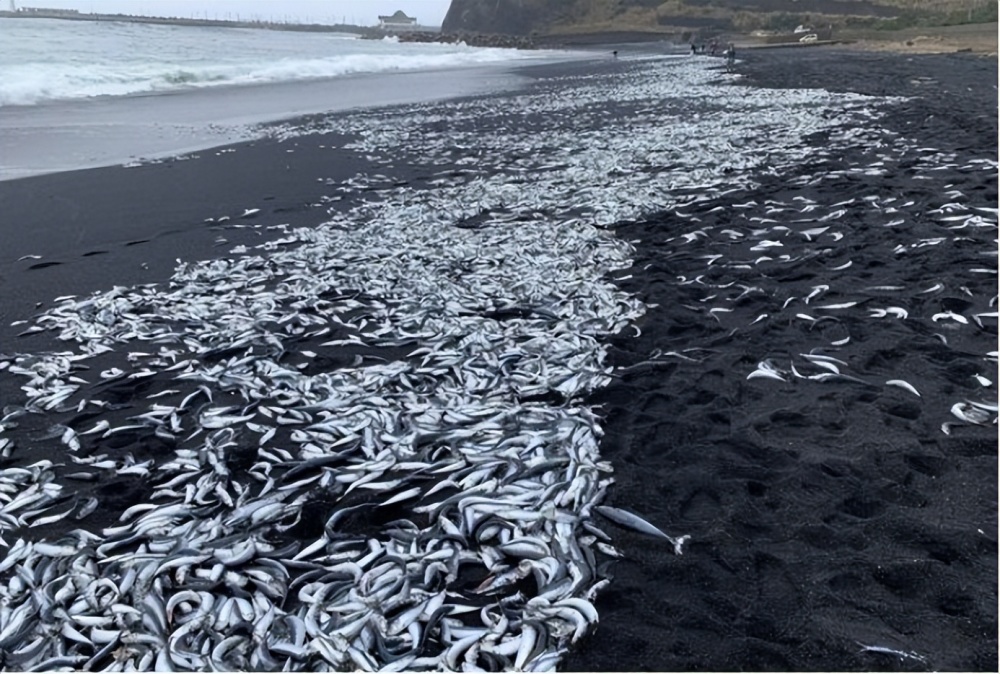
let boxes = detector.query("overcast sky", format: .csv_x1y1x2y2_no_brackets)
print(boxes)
9,1,453,25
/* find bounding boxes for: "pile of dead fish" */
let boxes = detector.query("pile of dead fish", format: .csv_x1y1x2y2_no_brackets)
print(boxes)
1,56,969,671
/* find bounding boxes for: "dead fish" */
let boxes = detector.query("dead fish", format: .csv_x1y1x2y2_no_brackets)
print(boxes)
594,505,690,555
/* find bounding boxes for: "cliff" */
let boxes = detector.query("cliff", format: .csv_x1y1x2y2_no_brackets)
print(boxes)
442,0,565,36
441,0,997,36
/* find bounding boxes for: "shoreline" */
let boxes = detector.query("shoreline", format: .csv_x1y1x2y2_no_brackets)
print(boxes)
0,47,995,671
0,57,588,183
0,53,607,347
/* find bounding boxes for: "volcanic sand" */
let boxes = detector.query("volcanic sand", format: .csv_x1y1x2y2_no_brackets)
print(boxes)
562,47,998,672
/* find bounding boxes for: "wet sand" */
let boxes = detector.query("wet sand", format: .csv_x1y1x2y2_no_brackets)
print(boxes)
0,63,547,181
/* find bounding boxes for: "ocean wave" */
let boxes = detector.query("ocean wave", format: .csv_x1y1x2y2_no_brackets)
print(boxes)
0,44,533,107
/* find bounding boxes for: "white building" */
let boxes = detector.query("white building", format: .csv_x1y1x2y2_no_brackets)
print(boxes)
377,10,418,30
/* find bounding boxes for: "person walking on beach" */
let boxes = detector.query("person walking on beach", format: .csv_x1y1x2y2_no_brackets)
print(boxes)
725,43,736,71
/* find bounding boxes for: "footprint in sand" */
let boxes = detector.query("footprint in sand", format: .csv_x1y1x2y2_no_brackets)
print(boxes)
27,261,62,270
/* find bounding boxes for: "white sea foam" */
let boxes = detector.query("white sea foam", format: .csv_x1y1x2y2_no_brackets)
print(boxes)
0,49,535,106
0,18,540,107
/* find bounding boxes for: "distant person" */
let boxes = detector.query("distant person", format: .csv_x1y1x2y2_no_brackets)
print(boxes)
725,43,736,70
612,50,618,59
690,42,697,55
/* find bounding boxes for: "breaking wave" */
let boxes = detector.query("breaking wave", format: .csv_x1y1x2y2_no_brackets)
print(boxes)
0,20,536,107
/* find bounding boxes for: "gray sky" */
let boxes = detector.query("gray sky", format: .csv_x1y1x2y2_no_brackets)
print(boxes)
9,1,453,25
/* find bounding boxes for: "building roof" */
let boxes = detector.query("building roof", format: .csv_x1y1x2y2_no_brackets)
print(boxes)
378,10,416,23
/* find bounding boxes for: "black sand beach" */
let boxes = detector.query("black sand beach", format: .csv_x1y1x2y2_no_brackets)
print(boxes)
564,49,998,672
0,132,363,338
0,47,996,671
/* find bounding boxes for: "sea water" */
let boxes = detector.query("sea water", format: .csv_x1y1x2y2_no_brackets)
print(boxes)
0,17,542,107
0,17,580,179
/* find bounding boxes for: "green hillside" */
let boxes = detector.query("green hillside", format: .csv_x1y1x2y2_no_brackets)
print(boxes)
442,0,998,35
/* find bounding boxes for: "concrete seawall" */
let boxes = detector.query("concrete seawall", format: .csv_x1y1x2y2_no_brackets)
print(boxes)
0,10,376,34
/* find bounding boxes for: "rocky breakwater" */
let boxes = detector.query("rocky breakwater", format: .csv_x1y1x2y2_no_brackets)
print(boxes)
396,31,539,49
